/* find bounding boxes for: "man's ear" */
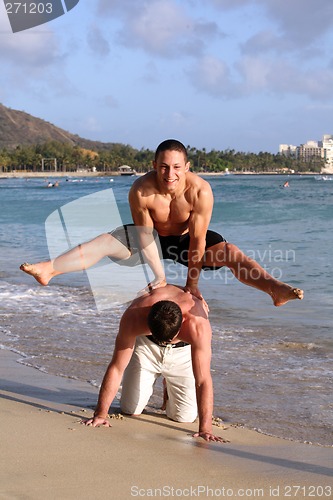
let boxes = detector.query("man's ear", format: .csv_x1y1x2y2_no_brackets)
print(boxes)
153,160,157,171
185,161,190,172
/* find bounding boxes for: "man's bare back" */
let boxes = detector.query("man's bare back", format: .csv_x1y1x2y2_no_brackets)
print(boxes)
127,284,209,345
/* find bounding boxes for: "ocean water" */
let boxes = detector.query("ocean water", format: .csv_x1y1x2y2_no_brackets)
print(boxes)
0,173,332,446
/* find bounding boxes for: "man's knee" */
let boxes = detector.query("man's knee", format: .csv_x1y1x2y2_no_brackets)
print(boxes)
167,412,197,423
166,402,197,423
120,402,143,416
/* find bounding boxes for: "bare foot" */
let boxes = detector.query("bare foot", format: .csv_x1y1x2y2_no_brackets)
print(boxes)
271,285,304,307
19,262,54,286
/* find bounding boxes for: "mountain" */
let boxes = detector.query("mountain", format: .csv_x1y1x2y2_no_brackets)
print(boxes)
0,103,111,150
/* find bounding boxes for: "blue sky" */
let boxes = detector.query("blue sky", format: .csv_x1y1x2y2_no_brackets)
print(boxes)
1,0,333,153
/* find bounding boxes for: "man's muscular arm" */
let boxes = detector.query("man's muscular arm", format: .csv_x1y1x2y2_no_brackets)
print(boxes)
129,183,166,291
189,318,225,442
83,312,138,427
185,182,214,300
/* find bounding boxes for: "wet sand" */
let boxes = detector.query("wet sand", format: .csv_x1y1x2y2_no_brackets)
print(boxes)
1,349,332,499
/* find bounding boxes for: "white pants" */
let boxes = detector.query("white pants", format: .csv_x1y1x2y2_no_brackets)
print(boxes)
120,336,197,422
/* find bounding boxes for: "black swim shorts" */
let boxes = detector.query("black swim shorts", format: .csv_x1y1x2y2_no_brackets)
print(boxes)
109,224,227,270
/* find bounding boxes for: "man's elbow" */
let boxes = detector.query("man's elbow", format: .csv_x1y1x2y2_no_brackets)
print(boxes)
195,376,212,390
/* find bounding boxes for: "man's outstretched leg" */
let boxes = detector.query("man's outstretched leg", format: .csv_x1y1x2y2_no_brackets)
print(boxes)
20,233,131,285
204,242,304,307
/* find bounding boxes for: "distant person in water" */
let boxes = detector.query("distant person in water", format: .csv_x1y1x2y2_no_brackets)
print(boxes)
46,181,59,188
20,139,303,307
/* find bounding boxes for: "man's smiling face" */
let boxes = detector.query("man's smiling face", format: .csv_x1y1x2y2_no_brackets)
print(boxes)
153,149,190,194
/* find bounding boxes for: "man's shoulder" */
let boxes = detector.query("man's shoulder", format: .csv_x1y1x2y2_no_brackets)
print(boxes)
181,312,211,346
121,300,149,332
186,171,211,191
184,172,213,207
132,171,157,192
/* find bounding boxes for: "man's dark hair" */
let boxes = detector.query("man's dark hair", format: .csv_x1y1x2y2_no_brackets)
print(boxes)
154,139,188,161
147,300,183,343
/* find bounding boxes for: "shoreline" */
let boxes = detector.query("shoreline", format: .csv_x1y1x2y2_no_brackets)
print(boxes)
0,171,320,179
0,171,119,179
4,344,332,449
1,348,332,499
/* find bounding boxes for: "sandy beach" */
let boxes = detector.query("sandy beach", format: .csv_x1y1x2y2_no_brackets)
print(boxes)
1,349,332,500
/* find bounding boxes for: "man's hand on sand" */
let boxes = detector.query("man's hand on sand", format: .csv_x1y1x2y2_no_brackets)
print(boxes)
184,285,209,313
192,431,229,443
81,416,111,428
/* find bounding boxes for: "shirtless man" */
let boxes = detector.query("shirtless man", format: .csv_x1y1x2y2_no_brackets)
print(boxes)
82,284,225,443
20,139,303,306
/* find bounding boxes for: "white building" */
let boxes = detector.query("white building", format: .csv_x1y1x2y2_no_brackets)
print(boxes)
279,144,297,157
297,140,324,163
322,135,333,172
279,135,333,172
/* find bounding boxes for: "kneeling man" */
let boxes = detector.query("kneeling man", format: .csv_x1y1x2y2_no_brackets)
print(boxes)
84,284,224,442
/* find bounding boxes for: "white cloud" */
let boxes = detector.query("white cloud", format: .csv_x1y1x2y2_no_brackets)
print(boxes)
186,50,333,102
0,1,82,108
261,0,333,46
241,30,291,55
237,56,268,91
140,61,160,84
102,95,119,108
279,67,333,101
158,109,192,132
87,26,110,57
0,30,60,67
180,0,333,102
207,0,333,48
124,1,188,56
0,5,61,68
96,0,222,58
96,0,137,16
238,56,333,101
187,55,238,97
82,115,102,133
207,0,249,8
1,0,332,153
